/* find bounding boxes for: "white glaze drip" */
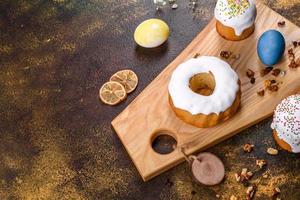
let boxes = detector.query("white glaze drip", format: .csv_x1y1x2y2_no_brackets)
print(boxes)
214,0,257,36
271,94,300,153
168,56,239,115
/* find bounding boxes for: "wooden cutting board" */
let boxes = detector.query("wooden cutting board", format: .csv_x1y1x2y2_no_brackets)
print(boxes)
111,2,300,181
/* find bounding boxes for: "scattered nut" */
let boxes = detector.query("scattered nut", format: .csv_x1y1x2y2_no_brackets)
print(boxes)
243,143,254,153
246,185,256,200
262,170,270,179
220,50,232,59
267,85,279,92
288,48,295,60
193,52,200,58
246,186,253,194
236,168,253,184
246,171,253,179
246,69,255,78
235,173,241,182
271,68,281,77
241,168,248,177
267,147,279,155
274,187,281,193
289,59,299,69
262,173,268,178
272,187,281,197
256,159,267,169
293,41,298,48
289,54,295,61
257,89,265,97
260,67,273,77
216,194,221,198
264,80,272,87
278,21,285,27
264,79,279,92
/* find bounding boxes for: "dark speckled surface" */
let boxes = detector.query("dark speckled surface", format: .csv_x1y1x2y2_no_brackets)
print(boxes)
0,0,300,199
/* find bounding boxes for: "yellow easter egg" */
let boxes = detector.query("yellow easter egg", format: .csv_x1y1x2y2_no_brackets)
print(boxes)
134,19,170,48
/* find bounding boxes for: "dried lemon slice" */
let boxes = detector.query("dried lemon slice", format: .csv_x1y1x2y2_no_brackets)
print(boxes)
110,70,138,94
99,81,127,105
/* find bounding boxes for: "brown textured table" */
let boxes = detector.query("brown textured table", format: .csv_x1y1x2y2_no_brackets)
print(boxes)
0,0,300,199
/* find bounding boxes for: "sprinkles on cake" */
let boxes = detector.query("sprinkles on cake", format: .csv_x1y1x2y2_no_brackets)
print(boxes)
271,95,300,153
217,0,250,18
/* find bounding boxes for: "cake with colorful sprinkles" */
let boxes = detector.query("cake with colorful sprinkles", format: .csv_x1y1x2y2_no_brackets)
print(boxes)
214,0,257,41
271,94,300,153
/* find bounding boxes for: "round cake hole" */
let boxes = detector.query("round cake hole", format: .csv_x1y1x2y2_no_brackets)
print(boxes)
189,72,216,96
151,131,177,155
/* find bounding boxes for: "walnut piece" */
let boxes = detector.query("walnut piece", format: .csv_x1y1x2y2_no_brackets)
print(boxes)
235,168,253,183
246,185,256,200
272,187,281,197
247,171,253,178
256,159,267,169
241,168,248,177
288,48,295,60
235,173,241,182
260,67,273,77
277,21,285,27
293,41,298,48
289,59,299,69
243,143,254,153
193,52,200,58
246,69,255,78
267,85,279,92
264,80,272,87
262,170,270,179
257,90,265,97
271,68,281,77
220,51,232,59
264,79,279,92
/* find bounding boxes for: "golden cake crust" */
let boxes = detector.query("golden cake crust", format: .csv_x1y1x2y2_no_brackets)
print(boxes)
169,89,241,128
273,130,293,152
216,20,255,41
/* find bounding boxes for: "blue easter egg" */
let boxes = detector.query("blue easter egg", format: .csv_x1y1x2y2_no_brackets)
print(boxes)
257,30,285,67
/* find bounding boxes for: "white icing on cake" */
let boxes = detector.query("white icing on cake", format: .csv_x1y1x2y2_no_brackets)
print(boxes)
168,56,239,115
271,94,300,153
214,0,257,36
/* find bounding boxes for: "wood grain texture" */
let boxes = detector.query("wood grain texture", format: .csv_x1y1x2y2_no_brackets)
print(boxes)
111,2,300,181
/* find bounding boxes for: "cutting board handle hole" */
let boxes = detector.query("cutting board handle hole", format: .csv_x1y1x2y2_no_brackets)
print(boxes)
151,130,177,155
